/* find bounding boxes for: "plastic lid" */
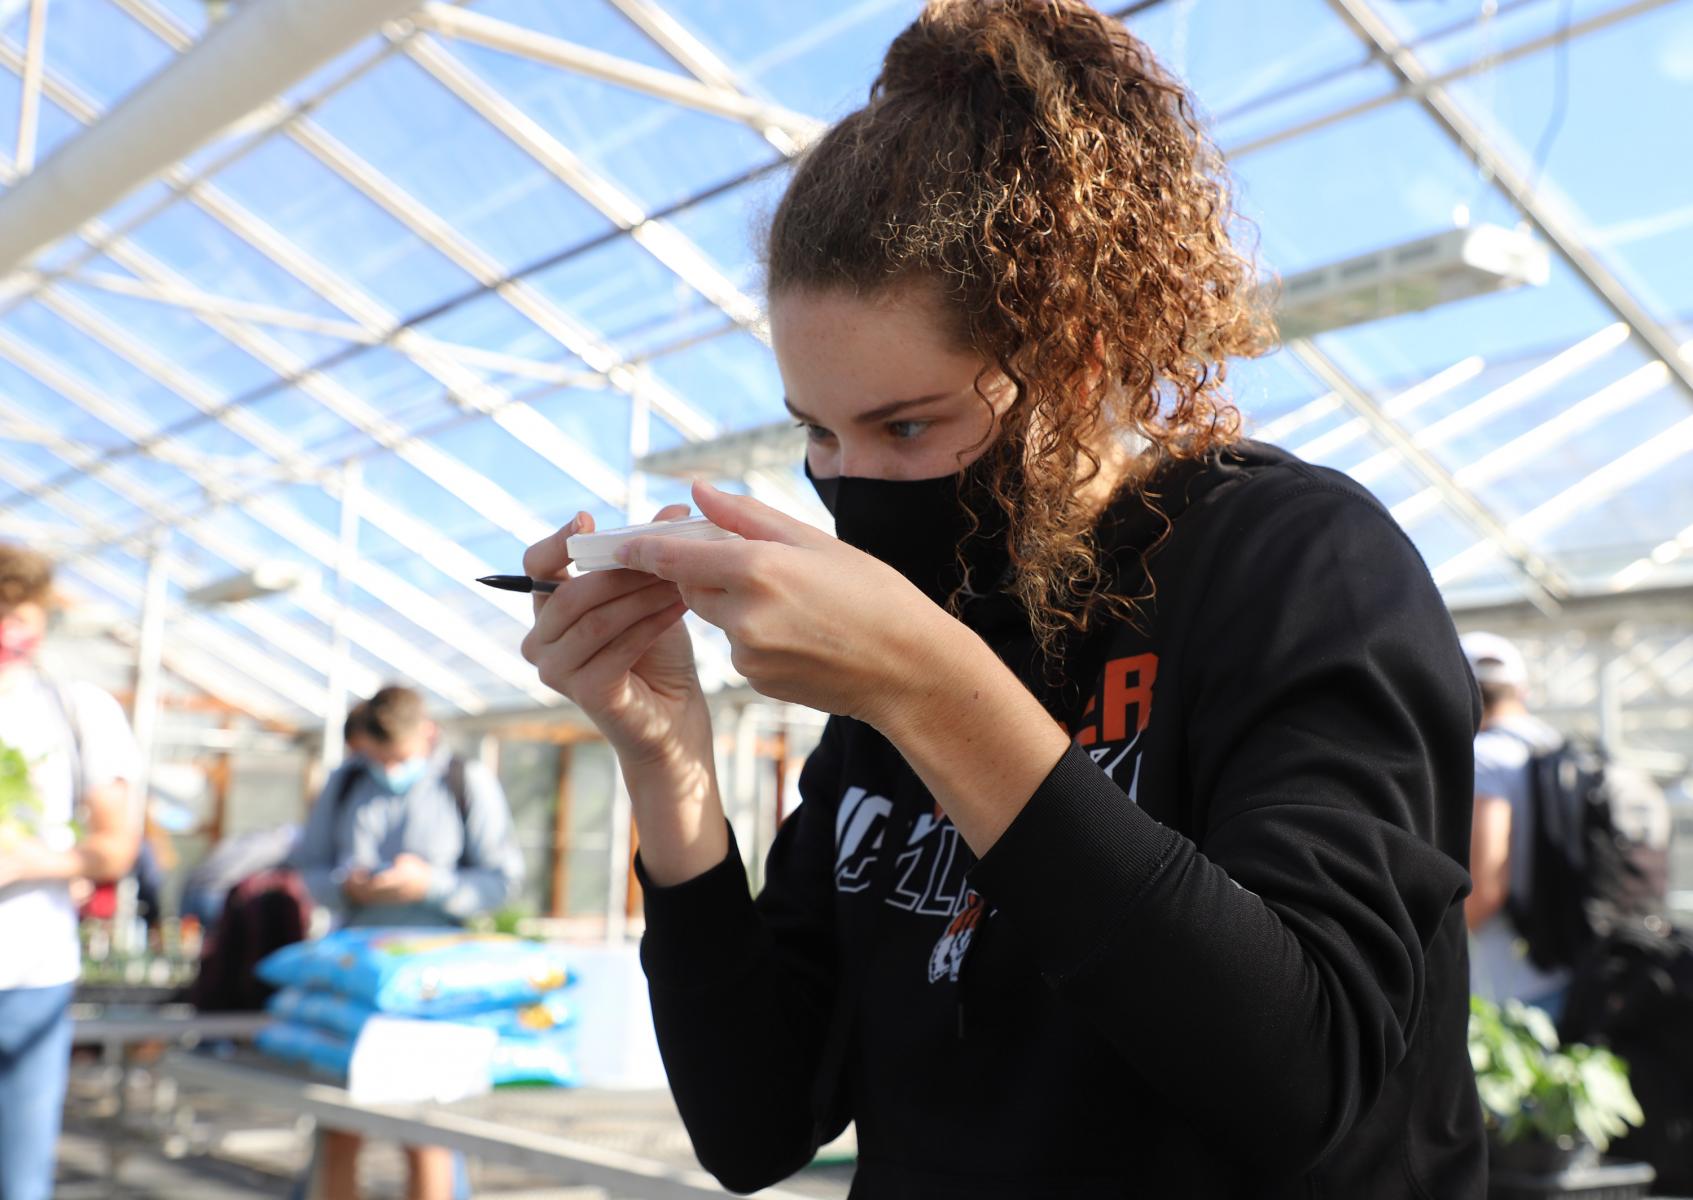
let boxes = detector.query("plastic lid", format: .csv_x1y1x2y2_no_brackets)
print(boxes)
566,516,740,573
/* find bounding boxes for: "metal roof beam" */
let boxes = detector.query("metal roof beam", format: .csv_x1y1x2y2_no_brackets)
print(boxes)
413,4,822,146
13,0,46,174
1432,412,1693,587
605,0,808,156
0,339,500,713
54,268,607,387
1291,356,1483,464
99,0,802,554
55,580,298,724
0,0,421,275
106,0,724,443
279,112,719,440
392,34,829,526
0,301,558,706
1288,338,1571,610
0,403,491,716
403,34,768,338
1250,393,1343,444
1609,518,1693,593
1349,323,1631,488
69,555,330,715
0,446,330,718
0,14,635,524
1392,338,1689,528
1229,0,1675,160
1324,0,1693,409
151,186,628,519
1450,579,1693,628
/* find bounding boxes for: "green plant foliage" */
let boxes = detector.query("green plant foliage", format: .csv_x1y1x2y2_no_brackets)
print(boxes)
1469,995,1644,1151
0,739,43,842
466,905,537,939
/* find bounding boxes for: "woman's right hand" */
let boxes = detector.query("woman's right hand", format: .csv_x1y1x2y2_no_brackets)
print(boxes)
520,506,707,768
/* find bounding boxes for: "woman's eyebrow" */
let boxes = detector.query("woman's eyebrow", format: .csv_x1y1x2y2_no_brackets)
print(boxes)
783,393,953,425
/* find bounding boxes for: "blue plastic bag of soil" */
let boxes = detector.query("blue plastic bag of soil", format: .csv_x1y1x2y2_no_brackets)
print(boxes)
256,928,571,1013
256,1020,354,1078
258,1018,576,1087
269,986,576,1041
490,1035,579,1087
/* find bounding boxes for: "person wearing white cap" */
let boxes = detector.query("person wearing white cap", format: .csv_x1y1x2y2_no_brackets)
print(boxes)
1461,631,1571,1016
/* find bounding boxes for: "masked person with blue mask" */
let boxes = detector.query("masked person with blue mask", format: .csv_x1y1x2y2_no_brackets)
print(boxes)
291,685,522,930
289,684,523,1200
519,3,1484,1196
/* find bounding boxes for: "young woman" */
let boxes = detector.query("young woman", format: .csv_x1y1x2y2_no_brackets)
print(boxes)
520,2,1484,1195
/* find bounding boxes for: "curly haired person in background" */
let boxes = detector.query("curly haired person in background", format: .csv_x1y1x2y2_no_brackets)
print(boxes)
520,2,1485,1195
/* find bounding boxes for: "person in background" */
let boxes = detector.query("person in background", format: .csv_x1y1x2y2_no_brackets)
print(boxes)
0,544,142,1200
291,686,522,928
1463,630,1571,1017
289,684,522,1200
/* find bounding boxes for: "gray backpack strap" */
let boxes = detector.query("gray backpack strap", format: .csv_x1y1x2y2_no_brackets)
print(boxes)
445,755,472,868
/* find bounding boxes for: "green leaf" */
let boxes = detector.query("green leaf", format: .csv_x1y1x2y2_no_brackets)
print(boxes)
1467,993,1646,1149
0,739,44,838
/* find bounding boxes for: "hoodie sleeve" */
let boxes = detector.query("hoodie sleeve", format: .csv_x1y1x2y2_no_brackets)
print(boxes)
967,483,1476,1177
636,720,845,1194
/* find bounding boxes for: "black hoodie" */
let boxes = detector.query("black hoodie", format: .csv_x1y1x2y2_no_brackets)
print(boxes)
636,443,1486,1198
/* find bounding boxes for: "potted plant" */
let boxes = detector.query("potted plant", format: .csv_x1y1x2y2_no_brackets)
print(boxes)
1469,996,1651,1196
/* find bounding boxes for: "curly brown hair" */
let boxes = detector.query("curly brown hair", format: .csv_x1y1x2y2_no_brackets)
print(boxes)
766,0,1270,651
0,543,54,610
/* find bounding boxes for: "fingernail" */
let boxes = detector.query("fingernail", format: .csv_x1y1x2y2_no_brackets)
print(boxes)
614,544,632,565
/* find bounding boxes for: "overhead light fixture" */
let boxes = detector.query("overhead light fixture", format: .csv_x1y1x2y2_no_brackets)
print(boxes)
185,561,317,607
1276,223,1550,341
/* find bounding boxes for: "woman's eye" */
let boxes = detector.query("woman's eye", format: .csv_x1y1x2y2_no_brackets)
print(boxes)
886,420,932,441
794,421,834,443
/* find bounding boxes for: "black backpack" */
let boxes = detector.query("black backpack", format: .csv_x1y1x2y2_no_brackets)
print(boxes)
1560,920,1693,1193
1506,737,1671,973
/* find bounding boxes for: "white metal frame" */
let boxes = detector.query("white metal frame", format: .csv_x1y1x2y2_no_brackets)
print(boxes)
0,0,424,273
0,346,493,712
413,3,822,148
1289,338,1572,608
0,0,1682,739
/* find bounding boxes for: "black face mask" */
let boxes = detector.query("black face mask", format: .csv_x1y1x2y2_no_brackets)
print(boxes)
806,456,1014,605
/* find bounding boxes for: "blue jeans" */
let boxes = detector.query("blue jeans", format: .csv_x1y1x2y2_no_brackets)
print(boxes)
0,984,74,1200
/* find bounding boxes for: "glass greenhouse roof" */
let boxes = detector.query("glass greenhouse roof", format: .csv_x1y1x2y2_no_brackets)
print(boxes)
0,0,1689,726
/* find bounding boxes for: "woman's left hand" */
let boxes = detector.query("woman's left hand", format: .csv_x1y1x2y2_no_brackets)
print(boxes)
617,481,959,727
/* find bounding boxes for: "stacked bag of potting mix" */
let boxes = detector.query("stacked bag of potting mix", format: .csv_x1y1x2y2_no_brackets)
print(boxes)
254,928,579,1088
